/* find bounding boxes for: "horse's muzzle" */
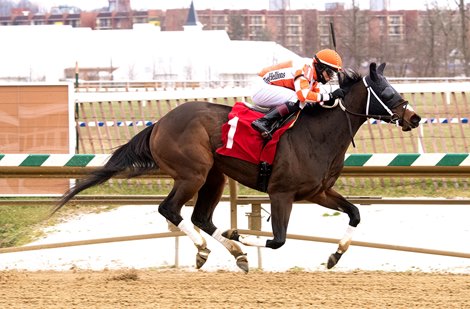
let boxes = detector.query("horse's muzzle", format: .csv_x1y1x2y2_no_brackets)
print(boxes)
400,113,421,131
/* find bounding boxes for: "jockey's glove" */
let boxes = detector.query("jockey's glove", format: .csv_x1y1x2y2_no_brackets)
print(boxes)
323,88,345,106
330,88,345,100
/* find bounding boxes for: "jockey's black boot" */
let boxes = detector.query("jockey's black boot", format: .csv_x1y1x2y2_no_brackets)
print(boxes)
251,101,300,139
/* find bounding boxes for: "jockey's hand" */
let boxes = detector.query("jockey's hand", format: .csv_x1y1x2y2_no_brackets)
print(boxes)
330,88,345,100
322,88,345,107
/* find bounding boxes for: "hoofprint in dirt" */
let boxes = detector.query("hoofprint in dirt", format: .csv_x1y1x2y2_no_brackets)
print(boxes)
1,202,469,273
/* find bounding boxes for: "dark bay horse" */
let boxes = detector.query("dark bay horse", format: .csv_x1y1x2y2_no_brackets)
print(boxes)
53,63,421,272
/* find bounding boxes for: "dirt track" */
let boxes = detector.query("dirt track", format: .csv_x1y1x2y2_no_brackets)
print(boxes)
1,269,469,308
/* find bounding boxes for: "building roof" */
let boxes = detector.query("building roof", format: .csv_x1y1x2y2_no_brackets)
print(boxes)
185,1,198,26
0,24,301,82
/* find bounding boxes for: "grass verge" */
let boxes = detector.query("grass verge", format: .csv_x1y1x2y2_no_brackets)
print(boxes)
0,203,117,248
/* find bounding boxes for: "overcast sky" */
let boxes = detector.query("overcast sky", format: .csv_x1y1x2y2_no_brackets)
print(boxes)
26,0,465,11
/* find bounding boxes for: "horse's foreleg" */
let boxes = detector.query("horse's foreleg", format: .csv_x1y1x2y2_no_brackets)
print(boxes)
222,229,267,246
223,194,294,250
310,189,361,269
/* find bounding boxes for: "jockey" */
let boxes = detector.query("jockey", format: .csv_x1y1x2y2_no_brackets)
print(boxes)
251,48,345,139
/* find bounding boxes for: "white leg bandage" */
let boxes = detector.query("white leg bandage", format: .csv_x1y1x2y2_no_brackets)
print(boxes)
342,225,356,241
178,220,204,247
212,229,245,257
212,228,234,248
338,225,356,253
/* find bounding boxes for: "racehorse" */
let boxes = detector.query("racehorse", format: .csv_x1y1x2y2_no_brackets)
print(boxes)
53,62,421,272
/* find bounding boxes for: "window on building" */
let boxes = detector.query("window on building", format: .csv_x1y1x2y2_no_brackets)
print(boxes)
389,25,401,35
389,15,402,25
212,15,226,24
97,18,111,29
214,25,227,31
287,26,300,35
250,15,264,25
320,35,330,47
66,19,80,27
249,25,264,37
318,16,331,37
286,15,300,25
133,17,147,24
286,36,301,45
376,16,386,29
388,15,403,39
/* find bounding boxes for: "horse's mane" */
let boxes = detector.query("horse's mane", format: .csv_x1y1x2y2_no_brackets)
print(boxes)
338,68,362,91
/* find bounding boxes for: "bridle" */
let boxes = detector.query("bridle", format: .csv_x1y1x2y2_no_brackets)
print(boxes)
334,76,410,147
338,76,409,124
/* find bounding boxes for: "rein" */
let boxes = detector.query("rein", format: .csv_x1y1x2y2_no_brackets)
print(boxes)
336,76,409,147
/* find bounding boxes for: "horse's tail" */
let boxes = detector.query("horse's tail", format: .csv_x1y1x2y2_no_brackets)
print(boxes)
51,123,158,216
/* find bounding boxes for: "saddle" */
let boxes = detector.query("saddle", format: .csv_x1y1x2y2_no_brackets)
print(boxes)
216,102,298,192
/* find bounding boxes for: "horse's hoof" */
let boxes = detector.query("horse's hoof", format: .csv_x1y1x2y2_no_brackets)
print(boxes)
236,253,249,273
196,247,211,269
222,229,240,241
327,252,343,269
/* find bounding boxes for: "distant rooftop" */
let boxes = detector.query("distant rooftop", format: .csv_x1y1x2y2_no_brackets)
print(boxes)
185,1,198,26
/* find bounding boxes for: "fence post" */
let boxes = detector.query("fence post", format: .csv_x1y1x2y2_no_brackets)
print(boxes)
246,202,263,269
229,178,238,229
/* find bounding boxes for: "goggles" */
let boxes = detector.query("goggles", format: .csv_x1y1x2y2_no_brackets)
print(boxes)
314,55,339,78
324,67,336,78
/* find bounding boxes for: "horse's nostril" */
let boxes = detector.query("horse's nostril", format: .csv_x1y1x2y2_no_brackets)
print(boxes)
411,114,421,127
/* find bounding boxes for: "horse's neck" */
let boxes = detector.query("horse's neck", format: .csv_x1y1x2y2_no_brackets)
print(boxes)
296,80,368,151
297,108,363,153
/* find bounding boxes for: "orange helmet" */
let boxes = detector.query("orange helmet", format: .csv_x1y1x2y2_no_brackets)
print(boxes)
314,49,342,72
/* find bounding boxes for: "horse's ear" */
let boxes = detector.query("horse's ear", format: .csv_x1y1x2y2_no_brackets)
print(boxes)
370,62,378,82
377,63,386,75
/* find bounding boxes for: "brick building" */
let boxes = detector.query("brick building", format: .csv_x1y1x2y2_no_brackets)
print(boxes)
0,1,414,58
2,1,468,76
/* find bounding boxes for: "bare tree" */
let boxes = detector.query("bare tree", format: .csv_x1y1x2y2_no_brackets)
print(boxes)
338,0,371,70
438,9,459,76
415,4,460,77
127,63,136,80
228,14,245,40
458,0,469,76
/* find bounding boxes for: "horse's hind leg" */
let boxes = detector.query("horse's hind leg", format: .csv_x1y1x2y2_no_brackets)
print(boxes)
309,188,361,269
158,179,210,264
191,167,249,273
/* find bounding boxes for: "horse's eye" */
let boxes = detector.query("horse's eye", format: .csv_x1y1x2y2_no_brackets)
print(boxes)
381,87,395,100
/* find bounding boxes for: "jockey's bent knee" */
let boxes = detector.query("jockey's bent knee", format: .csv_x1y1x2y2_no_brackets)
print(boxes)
266,239,285,249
